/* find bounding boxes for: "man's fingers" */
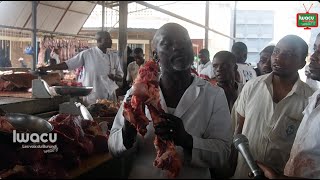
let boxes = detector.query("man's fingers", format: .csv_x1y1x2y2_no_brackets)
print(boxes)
154,128,174,141
256,161,276,179
154,121,175,129
159,113,178,121
256,161,269,172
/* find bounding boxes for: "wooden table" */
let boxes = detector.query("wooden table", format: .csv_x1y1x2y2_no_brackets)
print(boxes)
0,91,33,98
69,153,113,178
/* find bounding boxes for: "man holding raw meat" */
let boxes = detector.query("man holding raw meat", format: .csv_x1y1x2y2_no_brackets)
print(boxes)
108,23,232,179
38,31,124,105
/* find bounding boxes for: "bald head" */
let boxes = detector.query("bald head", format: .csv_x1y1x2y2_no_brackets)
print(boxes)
152,23,191,50
231,42,248,63
95,31,110,39
280,35,308,61
152,23,194,72
96,31,112,51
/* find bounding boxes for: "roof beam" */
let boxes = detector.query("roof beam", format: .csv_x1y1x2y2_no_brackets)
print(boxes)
135,1,236,40
77,2,97,35
0,24,95,39
53,1,73,32
38,2,91,16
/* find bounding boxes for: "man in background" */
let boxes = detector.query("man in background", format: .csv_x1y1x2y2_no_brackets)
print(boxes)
197,49,215,83
39,31,123,105
126,48,145,86
255,45,275,76
231,42,257,92
18,57,27,68
305,33,320,91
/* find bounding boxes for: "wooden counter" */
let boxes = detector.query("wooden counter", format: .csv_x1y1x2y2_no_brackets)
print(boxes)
69,153,113,178
0,94,69,115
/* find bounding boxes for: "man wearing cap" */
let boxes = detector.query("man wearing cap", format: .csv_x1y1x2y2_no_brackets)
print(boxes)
38,31,124,105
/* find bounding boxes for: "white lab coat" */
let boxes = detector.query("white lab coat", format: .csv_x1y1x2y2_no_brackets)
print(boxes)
108,76,232,179
284,89,320,178
65,47,123,105
197,61,215,79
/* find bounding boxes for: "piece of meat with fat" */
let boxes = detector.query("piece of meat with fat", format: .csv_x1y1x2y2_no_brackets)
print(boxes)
0,144,20,171
0,165,30,179
153,136,182,178
0,116,15,133
123,96,150,136
17,148,45,165
123,61,182,178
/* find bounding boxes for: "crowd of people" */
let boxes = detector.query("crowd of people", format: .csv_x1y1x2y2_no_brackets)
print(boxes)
36,21,320,179
109,23,320,179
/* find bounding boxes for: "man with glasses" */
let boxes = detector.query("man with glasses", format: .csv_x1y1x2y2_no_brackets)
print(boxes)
126,48,145,86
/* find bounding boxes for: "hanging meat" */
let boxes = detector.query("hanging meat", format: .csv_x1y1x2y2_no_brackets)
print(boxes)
37,36,47,67
123,60,182,178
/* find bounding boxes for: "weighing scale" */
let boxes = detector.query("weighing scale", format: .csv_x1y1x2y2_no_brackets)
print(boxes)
31,70,52,99
52,86,94,120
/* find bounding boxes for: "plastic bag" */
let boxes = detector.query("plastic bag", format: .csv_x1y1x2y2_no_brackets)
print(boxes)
24,46,33,55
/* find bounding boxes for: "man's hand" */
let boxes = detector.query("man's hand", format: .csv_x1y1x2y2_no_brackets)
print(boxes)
122,119,137,149
108,74,116,81
108,74,123,82
38,66,49,72
256,161,284,179
155,113,193,150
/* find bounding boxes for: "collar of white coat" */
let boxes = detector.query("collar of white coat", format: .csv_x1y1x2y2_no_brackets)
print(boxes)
95,46,114,54
159,74,205,118
263,72,311,98
200,61,212,68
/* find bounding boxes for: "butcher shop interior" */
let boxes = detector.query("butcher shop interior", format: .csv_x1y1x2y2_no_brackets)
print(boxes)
0,1,319,179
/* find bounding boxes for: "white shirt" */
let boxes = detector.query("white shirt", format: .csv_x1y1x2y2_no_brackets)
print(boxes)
108,76,232,179
126,61,144,83
305,65,320,91
233,73,314,178
284,89,320,178
306,78,320,91
236,63,257,93
50,52,61,64
197,61,215,79
65,47,124,105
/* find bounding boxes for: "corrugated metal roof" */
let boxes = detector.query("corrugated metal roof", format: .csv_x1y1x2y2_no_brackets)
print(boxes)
0,1,97,35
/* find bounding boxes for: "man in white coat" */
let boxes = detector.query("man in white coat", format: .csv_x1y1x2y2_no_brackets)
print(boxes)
197,49,215,81
39,31,124,105
108,23,232,179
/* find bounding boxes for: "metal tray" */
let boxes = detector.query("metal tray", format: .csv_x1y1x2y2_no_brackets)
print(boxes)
5,113,53,133
52,86,93,97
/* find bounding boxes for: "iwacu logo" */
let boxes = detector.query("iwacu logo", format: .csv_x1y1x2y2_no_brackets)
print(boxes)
296,3,318,30
12,130,57,143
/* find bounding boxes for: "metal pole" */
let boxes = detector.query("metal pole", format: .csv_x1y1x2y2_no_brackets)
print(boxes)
135,1,236,40
233,1,237,44
118,1,128,89
102,1,105,31
32,1,37,71
204,1,209,49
